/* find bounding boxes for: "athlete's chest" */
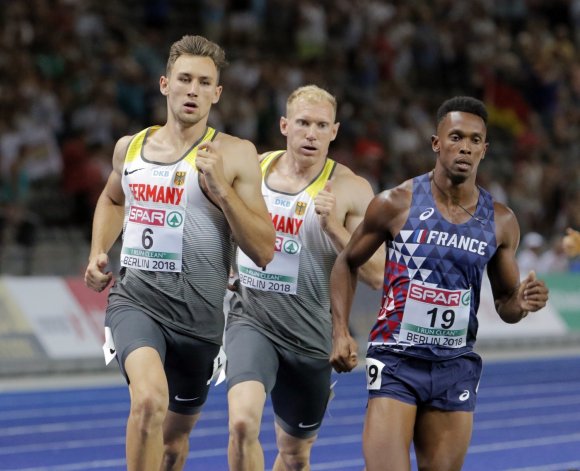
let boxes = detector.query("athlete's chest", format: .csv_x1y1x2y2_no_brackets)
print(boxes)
263,185,314,238
123,160,195,205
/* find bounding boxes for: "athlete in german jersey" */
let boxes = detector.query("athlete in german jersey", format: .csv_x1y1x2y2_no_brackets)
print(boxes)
83,35,274,471
330,96,549,471
225,85,385,471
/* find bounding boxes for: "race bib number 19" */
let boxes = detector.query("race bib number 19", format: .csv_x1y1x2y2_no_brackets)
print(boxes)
399,281,471,348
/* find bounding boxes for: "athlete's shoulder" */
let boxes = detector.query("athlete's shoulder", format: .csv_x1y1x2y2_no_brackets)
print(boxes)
258,149,284,163
331,162,372,190
493,200,517,223
112,134,136,167
214,132,258,156
361,178,414,236
493,200,519,239
116,133,136,147
381,178,414,206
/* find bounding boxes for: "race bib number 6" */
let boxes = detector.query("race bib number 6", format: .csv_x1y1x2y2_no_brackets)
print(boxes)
121,205,184,272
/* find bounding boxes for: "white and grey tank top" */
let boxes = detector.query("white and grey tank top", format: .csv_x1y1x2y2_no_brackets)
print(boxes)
230,151,338,358
109,126,234,344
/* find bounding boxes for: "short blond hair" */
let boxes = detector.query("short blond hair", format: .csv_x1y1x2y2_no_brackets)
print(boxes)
166,35,228,76
286,85,337,118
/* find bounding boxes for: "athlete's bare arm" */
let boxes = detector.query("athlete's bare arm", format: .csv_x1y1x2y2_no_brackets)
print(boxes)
318,167,385,290
487,203,549,323
84,135,131,292
197,135,275,268
330,182,412,373
563,227,580,257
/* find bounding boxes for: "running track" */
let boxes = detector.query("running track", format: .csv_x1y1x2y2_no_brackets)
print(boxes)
1,354,580,471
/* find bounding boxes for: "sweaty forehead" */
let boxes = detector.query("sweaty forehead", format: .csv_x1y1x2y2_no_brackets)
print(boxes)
171,55,218,77
288,98,335,121
438,111,486,134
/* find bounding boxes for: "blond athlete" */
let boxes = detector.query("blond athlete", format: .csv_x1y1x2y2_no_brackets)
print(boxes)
225,85,385,471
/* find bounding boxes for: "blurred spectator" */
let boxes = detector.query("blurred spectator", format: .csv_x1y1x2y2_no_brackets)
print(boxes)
517,232,545,277
538,236,570,273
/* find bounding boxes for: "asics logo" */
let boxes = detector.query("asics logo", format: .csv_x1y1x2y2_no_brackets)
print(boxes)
419,208,435,221
459,390,470,401
298,421,319,429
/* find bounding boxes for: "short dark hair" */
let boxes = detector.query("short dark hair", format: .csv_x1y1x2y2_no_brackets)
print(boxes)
436,96,488,125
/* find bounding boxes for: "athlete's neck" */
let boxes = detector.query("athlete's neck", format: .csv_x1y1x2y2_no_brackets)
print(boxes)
281,151,326,181
266,151,327,192
430,171,480,222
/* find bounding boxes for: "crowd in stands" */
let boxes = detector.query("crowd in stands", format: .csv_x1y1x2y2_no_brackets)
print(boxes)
1,0,579,273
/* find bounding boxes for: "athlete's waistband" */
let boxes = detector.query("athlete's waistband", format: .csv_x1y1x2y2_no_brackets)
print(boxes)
367,341,473,360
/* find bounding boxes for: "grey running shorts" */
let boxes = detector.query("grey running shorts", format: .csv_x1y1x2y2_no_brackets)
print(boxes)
106,304,220,415
225,322,332,438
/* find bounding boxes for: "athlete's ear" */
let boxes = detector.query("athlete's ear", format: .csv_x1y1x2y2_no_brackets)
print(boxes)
160,76,169,96
212,85,223,104
280,116,289,136
431,135,440,153
481,141,489,159
330,122,340,142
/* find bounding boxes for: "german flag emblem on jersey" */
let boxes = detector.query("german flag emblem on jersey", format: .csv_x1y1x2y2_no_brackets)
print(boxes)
174,171,186,186
295,201,307,216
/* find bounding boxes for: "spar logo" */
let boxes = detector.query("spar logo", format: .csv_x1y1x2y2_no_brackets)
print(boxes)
408,284,462,307
283,239,299,254
167,211,184,228
274,236,300,255
129,206,166,226
461,291,471,306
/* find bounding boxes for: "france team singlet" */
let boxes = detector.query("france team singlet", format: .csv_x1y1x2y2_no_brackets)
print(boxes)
108,126,234,345
369,172,498,360
230,151,338,359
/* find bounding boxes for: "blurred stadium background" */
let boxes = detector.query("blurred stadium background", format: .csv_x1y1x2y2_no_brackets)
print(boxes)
0,0,579,376
1,3,580,470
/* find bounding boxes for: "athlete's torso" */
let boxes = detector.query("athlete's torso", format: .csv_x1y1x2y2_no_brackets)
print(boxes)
369,172,498,360
109,126,234,344
229,151,338,358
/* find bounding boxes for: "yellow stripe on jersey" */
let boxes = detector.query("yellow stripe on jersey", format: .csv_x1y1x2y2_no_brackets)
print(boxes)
183,127,217,166
305,158,336,198
259,150,285,177
259,151,336,197
125,127,156,164
124,126,217,167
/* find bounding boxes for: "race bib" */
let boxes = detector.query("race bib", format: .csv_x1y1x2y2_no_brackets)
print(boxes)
237,234,301,294
102,326,116,365
399,281,471,348
366,357,385,390
121,205,185,272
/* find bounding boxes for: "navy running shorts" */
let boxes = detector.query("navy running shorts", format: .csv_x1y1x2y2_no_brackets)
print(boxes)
365,346,482,412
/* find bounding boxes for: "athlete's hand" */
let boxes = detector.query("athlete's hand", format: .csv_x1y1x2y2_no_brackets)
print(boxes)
330,333,359,373
518,270,549,314
84,253,113,293
563,228,580,257
314,182,339,233
196,141,229,199
227,278,240,292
